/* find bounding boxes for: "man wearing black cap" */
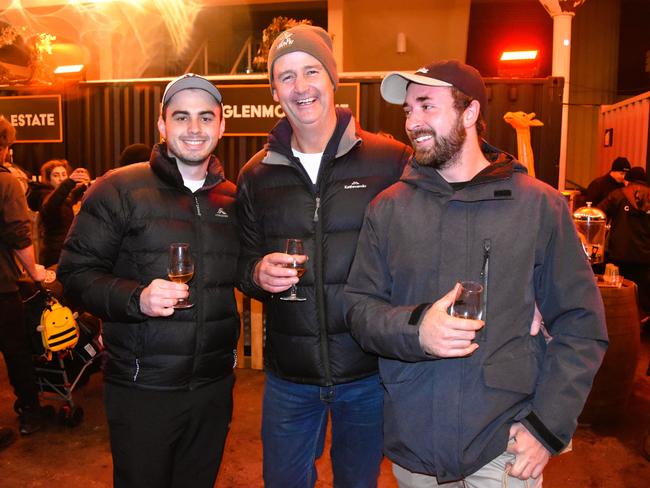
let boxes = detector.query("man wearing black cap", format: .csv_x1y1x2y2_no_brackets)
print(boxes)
598,166,650,322
585,156,631,206
236,24,410,487
58,74,240,488
344,60,608,487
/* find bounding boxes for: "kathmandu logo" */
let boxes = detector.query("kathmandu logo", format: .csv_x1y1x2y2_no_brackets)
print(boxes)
344,181,367,190
277,32,294,50
215,208,229,218
416,67,429,74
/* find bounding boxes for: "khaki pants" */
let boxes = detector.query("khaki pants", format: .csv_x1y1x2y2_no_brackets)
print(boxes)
392,451,543,488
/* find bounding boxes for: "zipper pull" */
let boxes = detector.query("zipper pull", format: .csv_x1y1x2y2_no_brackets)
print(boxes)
133,358,140,382
313,196,321,222
194,196,202,217
480,239,491,279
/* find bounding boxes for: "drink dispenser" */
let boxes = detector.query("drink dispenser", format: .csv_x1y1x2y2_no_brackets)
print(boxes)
572,202,608,264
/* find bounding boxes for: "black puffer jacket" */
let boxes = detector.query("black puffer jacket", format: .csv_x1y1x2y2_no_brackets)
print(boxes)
58,144,240,390
598,182,650,264
237,109,410,386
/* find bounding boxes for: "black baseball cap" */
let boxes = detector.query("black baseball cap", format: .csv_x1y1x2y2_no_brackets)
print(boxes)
381,60,487,113
610,156,631,173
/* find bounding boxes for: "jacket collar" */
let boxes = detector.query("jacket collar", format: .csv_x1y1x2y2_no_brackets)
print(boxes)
150,143,225,191
399,140,526,201
262,107,361,166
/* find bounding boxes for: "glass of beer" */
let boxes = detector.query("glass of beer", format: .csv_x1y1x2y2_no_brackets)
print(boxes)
280,238,307,302
167,243,195,309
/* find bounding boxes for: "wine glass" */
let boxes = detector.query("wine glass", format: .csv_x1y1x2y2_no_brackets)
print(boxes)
167,243,195,309
449,281,483,320
280,238,307,302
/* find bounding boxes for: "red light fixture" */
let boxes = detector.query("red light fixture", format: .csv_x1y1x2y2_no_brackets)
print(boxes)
500,50,538,61
498,50,540,77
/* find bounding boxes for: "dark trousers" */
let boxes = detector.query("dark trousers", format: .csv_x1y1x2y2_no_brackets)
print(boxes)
0,291,39,407
104,374,234,488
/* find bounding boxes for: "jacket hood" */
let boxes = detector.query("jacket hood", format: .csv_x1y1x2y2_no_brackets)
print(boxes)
399,140,525,196
150,143,225,191
621,183,650,213
263,107,359,165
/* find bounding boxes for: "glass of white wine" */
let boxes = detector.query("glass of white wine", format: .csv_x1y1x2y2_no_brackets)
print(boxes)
167,243,195,309
280,238,307,302
449,281,483,320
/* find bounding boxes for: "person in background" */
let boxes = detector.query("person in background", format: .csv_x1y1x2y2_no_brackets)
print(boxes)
598,166,650,322
37,159,91,267
236,25,411,487
57,74,240,488
584,156,631,206
118,143,152,167
0,116,47,436
344,60,608,487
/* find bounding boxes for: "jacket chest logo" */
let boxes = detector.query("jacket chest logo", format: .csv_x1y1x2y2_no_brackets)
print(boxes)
215,207,229,218
344,180,367,190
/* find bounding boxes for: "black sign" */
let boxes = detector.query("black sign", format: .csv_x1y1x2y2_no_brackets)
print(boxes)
219,83,360,136
0,95,63,143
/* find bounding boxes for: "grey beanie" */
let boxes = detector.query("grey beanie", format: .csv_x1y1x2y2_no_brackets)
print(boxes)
268,25,338,90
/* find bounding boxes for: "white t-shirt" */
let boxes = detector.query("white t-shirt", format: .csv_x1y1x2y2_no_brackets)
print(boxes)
183,175,206,193
292,148,323,184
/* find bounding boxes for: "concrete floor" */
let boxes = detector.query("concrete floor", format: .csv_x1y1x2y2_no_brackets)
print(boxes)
1,328,649,487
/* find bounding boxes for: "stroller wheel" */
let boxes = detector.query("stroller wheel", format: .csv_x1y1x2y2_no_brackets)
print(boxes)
58,405,84,427
68,406,84,427
41,405,56,422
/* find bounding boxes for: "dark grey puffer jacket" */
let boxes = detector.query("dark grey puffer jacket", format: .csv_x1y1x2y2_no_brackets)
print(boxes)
237,109,411,386
58,143,240,390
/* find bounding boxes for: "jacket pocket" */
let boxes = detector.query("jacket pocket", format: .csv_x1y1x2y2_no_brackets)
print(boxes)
483,351,540,395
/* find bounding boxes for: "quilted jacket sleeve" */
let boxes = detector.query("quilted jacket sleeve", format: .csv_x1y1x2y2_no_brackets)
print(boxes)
57,178,144,323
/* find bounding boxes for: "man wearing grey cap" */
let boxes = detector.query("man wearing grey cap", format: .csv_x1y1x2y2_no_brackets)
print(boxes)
58,73,240,488
236,24,410,487
344,60,608,487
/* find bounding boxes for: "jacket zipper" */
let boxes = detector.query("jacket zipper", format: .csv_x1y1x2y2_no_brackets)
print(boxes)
313,192,332,385
479,239,491,340
190,194,204,390
313,196,320,222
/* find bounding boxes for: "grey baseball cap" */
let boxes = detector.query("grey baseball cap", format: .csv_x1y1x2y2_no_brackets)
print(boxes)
162,73,222,107
381,60,487,114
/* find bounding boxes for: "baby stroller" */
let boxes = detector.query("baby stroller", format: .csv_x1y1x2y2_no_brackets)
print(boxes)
20,278,104,427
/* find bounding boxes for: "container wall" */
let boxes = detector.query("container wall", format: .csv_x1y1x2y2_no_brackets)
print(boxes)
5,75,562,187
599,92,650,174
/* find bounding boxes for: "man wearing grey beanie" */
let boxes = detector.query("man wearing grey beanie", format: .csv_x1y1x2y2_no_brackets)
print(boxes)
237,24,411,487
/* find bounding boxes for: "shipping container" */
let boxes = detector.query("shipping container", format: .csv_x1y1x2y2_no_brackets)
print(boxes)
1,75,563,187
598,91,650,174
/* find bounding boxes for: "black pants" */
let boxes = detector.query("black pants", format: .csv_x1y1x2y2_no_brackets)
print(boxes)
104,374,234,488
0,291,39,407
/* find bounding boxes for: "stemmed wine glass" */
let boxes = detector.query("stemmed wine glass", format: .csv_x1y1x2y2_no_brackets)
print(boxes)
167,243,195,309
280,238,307,302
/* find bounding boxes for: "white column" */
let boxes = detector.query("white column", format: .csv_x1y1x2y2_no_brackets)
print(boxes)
552,13,574,191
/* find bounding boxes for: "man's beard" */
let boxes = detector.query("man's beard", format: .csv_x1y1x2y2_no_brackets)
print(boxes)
410,114,466,169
